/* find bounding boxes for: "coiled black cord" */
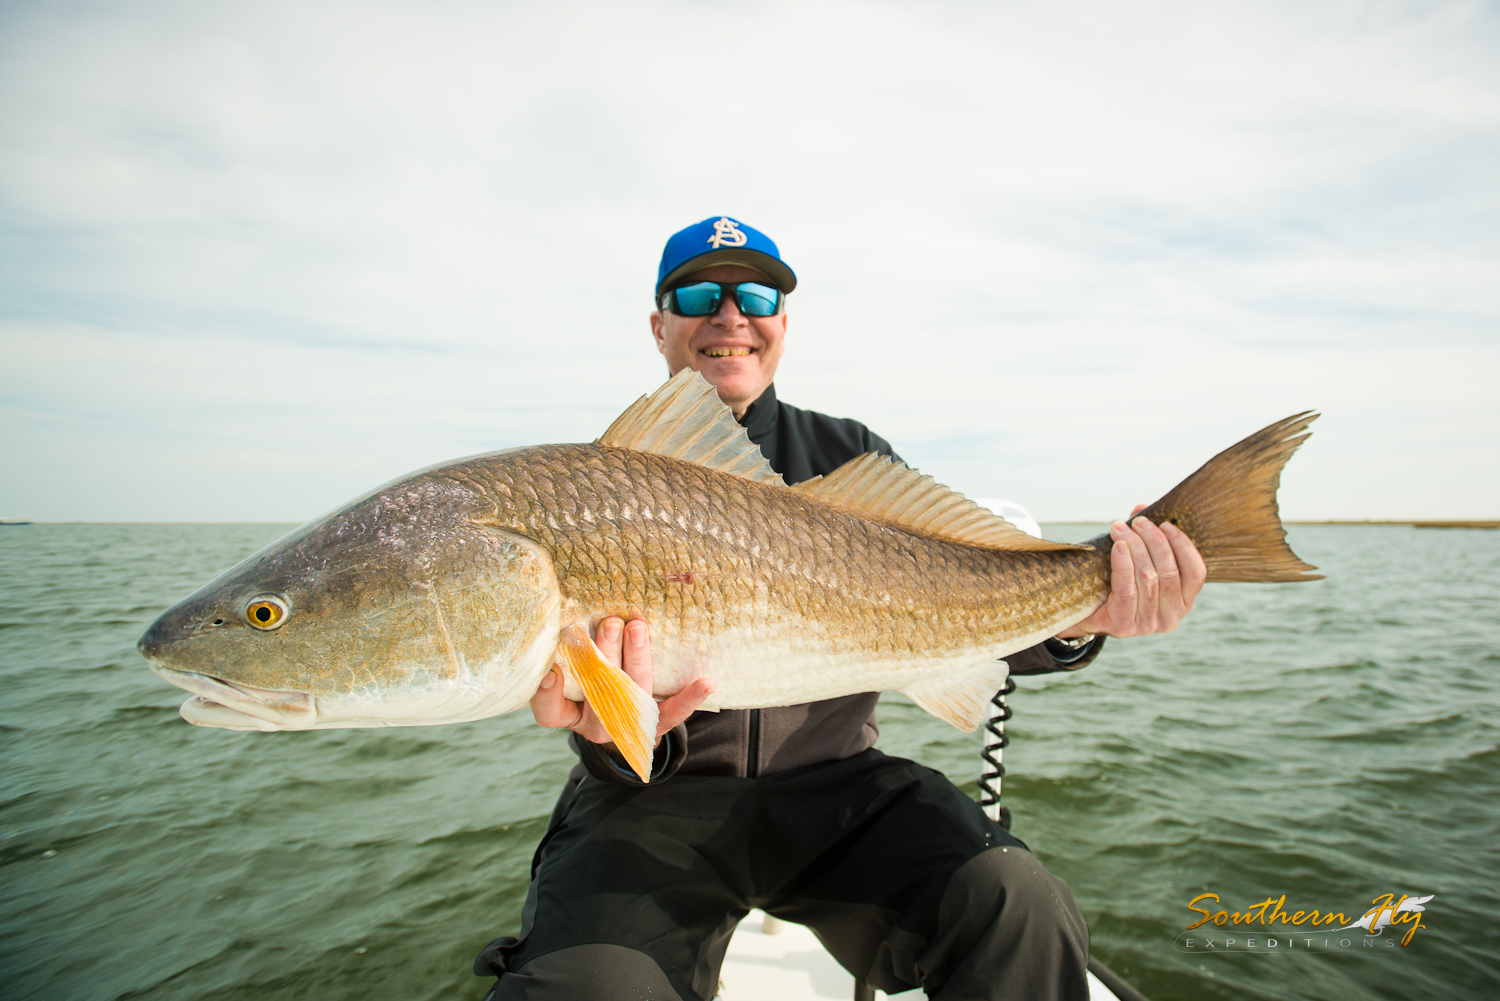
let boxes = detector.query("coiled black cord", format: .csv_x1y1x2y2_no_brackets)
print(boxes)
978,675,1016,830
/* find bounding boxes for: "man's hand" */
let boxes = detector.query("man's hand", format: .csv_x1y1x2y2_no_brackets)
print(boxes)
1056,506,1208,639
530,616,715,747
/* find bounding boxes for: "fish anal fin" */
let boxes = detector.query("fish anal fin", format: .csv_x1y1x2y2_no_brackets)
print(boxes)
554,625,660,782
794,454,1081,552
597,369,784,485
901,661,1011,731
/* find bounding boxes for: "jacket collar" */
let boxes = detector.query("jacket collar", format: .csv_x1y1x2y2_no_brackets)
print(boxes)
737,382,778,440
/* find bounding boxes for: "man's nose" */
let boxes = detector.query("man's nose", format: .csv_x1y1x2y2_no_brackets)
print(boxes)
712,294,746,324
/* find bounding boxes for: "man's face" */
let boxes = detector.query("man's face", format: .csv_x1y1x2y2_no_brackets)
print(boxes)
650,264,788,417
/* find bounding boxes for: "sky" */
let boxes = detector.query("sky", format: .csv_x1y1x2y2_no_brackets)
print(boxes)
1,0,1496,523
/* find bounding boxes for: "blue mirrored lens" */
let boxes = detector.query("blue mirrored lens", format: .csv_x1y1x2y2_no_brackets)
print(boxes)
672,282,722,316
735,282,780,317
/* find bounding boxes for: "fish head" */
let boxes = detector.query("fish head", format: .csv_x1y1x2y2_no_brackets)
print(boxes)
138,475,560,731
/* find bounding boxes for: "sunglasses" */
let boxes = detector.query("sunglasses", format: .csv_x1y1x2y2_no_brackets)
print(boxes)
661,281,782,318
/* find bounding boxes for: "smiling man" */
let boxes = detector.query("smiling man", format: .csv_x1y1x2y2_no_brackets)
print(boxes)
475,216,1206,1001
648,219,790,417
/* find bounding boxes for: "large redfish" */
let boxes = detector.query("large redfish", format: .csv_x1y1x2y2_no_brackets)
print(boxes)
139,371,1319,780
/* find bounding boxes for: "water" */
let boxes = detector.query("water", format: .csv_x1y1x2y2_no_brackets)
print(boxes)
2,523,1497,1000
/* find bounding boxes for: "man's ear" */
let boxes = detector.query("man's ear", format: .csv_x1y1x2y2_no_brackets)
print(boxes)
649,310,667,355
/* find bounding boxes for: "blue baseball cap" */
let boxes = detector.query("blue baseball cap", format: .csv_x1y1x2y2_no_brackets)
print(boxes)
656,216,797,296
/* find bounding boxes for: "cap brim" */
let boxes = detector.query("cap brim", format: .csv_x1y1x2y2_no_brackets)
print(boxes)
657,248,797,295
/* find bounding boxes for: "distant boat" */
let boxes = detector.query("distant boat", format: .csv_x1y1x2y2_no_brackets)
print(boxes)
972,498,1043,538
0,517,32,525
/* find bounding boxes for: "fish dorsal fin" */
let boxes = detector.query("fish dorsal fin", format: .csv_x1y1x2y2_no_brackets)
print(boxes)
597,369,785,485
793,453,1081,552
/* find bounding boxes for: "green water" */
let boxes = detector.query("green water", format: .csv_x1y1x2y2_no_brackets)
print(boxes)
2,524,1497,1000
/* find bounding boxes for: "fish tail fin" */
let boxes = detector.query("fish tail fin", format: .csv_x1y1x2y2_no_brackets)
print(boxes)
1134,412,1323,583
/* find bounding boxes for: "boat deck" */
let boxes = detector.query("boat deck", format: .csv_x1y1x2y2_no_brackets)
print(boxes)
717,910,1124,1000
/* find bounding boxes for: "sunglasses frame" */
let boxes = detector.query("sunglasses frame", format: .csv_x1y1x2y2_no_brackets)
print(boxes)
659,281,784,318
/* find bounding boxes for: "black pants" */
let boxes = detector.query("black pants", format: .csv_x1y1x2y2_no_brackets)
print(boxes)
475,750,1089,1000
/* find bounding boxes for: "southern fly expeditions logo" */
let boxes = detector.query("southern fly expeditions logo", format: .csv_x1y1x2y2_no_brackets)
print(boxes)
708,217,748,248
1174,892,1435,954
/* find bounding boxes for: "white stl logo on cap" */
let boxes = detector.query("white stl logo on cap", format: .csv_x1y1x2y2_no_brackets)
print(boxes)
707,217,748,249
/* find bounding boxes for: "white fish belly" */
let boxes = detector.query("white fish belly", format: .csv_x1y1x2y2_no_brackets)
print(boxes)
647,617,1070,711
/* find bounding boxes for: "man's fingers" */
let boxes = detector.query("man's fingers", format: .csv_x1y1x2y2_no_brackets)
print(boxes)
1107,522,1137,595
1109,519,1152,635
1163,522,1207,603
595,616,625,668
530,667,584,730
621,617,653,691
1131,517,1178,587
573,710,610,746
1132,516,1183,630
1104,525,1138,635
1123,525,1158,632
657,677,715,734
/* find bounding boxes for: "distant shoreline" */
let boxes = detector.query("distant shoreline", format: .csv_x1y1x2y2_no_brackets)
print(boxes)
1047,520,1500,529
1057,519,1500,530
1284,520,1500,529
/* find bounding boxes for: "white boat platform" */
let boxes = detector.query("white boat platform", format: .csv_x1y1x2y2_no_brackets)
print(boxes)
717,910,1130,1000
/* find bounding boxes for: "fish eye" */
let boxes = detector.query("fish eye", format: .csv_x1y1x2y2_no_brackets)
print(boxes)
244,596,289,631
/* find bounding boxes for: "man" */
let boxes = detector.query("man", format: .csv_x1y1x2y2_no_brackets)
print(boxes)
476,217,1206,1000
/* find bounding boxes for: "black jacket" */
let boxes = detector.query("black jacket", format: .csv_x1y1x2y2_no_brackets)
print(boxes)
574,383,1102,784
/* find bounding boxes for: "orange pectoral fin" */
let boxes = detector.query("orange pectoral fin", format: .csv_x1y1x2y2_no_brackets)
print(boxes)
555,625,660,782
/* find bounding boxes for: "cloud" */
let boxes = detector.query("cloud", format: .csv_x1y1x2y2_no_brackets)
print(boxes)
1,0,1496,521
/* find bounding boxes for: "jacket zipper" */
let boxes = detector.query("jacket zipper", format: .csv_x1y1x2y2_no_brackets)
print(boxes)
746,708,761,778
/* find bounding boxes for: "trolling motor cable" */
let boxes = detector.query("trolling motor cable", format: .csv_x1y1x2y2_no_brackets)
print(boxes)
978,675,1016,830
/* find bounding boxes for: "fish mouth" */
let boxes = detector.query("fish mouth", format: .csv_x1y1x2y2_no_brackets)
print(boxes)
148,663,318,731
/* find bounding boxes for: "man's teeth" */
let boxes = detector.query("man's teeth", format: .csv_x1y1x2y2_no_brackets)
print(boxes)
703,347,752,357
